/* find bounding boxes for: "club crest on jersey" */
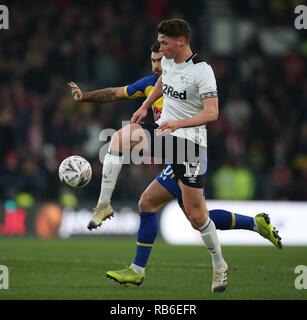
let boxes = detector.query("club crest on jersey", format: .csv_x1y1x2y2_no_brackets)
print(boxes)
180,76,189,85
163,83,187,100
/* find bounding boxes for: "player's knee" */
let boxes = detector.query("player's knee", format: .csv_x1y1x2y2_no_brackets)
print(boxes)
112,125,137,151
130,125,147,149
138,192,161,212
113,124,142,151
186,207,207,230
138,193,152,212
110,130,122,151
122,125,134,143
189,216,205,230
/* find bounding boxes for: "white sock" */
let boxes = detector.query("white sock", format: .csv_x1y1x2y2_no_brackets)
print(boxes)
253,218,258,232
199,218,226,269
98,151,124,205
131,263,145,274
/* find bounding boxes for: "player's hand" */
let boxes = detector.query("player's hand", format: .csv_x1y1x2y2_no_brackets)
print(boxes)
131,105,148,123
156,120,179,136
68,81,83,101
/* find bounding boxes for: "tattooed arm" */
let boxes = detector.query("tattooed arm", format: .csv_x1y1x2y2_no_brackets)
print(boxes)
68,82,126,104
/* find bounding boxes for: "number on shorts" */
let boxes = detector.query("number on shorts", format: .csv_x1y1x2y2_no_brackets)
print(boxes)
183,162,201,177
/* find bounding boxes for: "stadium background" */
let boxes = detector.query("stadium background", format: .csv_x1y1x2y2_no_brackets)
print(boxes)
0,0,307,300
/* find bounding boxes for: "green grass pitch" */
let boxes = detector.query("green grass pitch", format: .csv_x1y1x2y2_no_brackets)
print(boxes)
1,237,307,300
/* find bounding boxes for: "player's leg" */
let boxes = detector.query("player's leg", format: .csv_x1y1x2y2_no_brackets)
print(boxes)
132,163,282,249
97,122,146,204
179,182,228,293
208,209,282,248
143,165,258,232
180,204,281,248
170,180,258,232
88,123,147,230
170,166,282,248
179,183,227,268
169,137,228,293
106,179,175,285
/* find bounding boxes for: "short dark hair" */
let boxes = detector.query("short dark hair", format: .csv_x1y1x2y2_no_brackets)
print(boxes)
150,41,160,53
157,18,191,40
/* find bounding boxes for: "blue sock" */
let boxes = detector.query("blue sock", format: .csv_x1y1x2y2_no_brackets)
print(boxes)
209,209,255,231
133,212,158,268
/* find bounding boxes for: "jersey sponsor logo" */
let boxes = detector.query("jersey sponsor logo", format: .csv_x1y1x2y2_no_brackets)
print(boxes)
163,83,187,100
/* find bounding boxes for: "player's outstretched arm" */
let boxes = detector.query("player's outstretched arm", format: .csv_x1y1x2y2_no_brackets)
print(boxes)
68,81,126,104
131,76,163,123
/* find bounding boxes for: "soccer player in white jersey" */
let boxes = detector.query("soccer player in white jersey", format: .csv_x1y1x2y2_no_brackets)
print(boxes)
128,18,228,292
69,33,282,293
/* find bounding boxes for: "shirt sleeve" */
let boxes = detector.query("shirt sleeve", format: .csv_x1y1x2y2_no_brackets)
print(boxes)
124,76,152,99
194,63,218,100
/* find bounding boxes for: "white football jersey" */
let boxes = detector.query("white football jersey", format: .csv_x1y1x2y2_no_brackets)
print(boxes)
156,54,218,147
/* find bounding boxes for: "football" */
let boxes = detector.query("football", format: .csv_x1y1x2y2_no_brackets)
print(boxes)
58,155,92,188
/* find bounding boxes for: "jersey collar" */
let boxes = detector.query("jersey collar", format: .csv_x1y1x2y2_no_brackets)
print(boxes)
185,53,197,63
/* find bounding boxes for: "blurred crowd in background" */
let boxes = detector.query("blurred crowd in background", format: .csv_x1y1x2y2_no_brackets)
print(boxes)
0,0,306,206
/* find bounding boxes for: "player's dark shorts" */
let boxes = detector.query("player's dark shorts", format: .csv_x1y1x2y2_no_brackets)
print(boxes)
139,122,207,188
